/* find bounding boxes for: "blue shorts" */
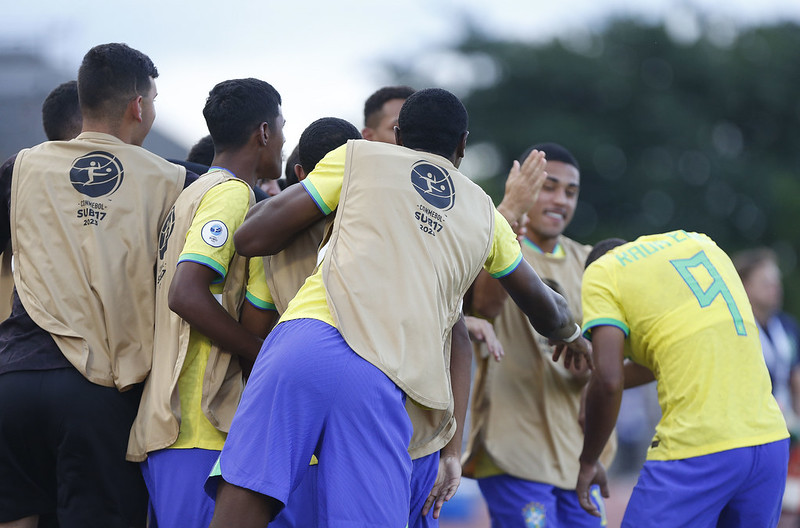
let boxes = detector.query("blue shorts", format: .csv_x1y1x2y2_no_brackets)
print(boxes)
478,474,606,528
409,452,440,528
623,439,789,528
140,448,219,528
218,318,413,527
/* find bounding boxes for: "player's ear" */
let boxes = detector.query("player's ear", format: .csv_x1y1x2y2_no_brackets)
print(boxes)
294,163,306,182
128,95,144,123
457,131,468,158
394,126,403,147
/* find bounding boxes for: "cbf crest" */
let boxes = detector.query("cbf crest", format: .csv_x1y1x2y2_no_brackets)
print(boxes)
410,161,455,211
522,501,546,528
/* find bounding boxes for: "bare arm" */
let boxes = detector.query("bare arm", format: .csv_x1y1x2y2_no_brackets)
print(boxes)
576,325,626,516
236,302,278,377
168,262,263,364
423,314,471,519
471,270,509,320
624,359,655,389
234,184,325,257
498,259,590,368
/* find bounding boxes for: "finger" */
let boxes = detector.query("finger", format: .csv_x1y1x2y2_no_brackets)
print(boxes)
432,483,458,519
600,479,611,498
421,492,437,517
578,488,601,517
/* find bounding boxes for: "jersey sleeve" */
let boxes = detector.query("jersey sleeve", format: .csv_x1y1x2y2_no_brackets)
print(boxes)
179,180,251,284
581,258,630,339
300,143,347,215
483,208,523,278
245,256,276,311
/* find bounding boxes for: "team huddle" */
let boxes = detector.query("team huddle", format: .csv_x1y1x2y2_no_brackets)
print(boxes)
0,42,790,528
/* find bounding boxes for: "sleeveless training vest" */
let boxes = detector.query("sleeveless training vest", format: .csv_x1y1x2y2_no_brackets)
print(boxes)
11,132,185,390
322,139,495,410
127,171,254,461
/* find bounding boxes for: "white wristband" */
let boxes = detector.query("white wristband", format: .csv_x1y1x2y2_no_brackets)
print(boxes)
562,323,582,343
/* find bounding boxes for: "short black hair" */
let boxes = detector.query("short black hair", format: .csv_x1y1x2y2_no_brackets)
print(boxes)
585,238,628,269
397,88,468,159
42,80,82,141
203,78,282,151
186,135,215,166
298,117,361,175
363,85,415,128
77,43,158,120
519,142,580,171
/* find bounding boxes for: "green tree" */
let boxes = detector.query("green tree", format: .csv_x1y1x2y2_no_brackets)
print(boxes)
389,18,800,314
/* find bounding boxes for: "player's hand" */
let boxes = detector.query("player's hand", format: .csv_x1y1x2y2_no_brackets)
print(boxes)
576,459,609,517
465,316,504,361
551,336,593,370
496,150,547,226
422,453,462,519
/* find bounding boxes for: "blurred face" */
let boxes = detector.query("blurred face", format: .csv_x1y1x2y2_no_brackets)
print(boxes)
364,98,405,144
525,160,580,251
132,77,157,146
260,178,281,197
743,260,782,316
261,106,286,180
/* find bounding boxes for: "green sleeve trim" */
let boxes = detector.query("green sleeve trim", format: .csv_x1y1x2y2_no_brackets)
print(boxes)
490,252,523,279
178,253,226,284
301,179,332,215
246,291,276,311
581,318,630,340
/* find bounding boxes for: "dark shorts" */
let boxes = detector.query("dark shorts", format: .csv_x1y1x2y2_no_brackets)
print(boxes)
0,367,147,527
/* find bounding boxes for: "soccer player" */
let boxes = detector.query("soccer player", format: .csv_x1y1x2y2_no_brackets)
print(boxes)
361,85,415,143
464,142,614,527
208,88,590,527
578,231,790,527
0,43,186,527
126,78,282,528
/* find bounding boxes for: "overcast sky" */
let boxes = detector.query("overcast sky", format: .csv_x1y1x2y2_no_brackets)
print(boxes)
5,0,800,156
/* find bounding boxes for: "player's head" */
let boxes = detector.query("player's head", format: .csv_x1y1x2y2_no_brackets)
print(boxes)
396,88,468,163
78,43,159,145
186,135,215,166
519,142,581,248
362,85,415,143
584,238,627,269
42,80,82,141
733,247,782,316
298,117,361,175
203,78,284,180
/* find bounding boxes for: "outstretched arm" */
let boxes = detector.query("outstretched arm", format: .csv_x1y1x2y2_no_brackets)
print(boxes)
234,184,325,257
576,325,625,516
423,314,472,519
499,259,590,368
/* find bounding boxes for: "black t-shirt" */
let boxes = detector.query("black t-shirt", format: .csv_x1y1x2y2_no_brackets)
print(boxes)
0,152,198,375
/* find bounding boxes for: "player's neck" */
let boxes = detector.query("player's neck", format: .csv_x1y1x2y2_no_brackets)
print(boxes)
525,234,559,255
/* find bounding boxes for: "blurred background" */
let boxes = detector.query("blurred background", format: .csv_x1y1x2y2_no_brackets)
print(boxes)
4,1,800,526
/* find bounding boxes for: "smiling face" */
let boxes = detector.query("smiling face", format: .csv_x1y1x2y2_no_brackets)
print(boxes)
524,159,580,252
